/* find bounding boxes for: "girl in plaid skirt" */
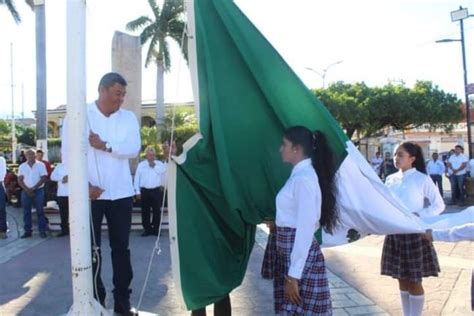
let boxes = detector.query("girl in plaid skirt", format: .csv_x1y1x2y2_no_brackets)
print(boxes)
381,142,445,316
264,126,339,315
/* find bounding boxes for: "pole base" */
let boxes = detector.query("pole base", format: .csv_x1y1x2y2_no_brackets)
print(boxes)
64,299,109,316
62,302,160,316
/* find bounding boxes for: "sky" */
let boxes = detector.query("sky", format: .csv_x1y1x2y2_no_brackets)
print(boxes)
0,0,473,119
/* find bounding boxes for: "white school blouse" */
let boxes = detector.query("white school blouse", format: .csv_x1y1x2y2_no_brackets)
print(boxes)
385,168,445,218
432,223,473,242
276,158,321,279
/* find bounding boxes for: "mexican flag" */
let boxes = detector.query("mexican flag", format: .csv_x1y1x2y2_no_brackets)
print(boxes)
167,0,425,310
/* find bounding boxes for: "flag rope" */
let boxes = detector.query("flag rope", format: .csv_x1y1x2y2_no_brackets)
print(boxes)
135,20,189,311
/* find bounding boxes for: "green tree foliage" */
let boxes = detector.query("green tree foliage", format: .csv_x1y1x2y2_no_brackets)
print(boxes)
0,119,36,147
126,0,187,69
313,81,463,142
140,107,198,158
126,0,188,141
17,126,35,146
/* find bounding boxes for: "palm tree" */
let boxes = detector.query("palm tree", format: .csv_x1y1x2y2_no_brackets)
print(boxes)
0,0,33,23
126,0,188,141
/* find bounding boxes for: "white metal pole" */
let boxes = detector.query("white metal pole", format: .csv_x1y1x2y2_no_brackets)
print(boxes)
66,1,106,315
10,43,17,164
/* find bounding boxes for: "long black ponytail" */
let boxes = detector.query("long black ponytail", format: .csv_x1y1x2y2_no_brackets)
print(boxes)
398,142,426,174
283,126,339,233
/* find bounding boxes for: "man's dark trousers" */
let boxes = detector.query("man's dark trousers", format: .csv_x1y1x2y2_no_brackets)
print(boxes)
430,174,443,197
91,197,133,308
57,196,69,234
140,187,163,234
0,183,6,233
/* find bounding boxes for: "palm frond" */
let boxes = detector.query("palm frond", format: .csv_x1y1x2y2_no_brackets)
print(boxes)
1,0,21,23
140,23,158,45
168,19,188,62
145,34,160,67
126,15,152,32
148,0,161,20
162,40,171,72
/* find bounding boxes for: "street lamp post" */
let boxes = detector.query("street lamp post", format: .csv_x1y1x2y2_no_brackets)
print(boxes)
306,60,343,88
436,6,473,158
10,43,17,164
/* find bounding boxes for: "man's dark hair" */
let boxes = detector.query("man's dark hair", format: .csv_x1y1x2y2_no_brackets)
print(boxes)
98,72,127,90
36,149,44,154
455,145,464,150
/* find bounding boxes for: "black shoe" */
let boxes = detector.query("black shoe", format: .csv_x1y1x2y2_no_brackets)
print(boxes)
151,231,159,236
56,232,69,237
21,232,32,238
114,303,138,316
141,231,152,237
39,232,48,238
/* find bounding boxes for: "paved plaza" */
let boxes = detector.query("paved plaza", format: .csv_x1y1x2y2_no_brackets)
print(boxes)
0,203,472,315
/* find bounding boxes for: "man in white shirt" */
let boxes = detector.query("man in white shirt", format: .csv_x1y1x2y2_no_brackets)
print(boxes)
427,152,445,197
50,160,69,237
134,147,166,237
17,149,48,238
61,73,140,316
370,151,383,176
0,151,7,239
447,145,469,205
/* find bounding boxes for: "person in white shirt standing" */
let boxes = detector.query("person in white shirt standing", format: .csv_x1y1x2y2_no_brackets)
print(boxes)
370,151,384,176
381,142,445,316
447,145,469,205
427,152,445,197
264,126,337,314
133,146,166,237
50,160,69,237
0,151,7,239
17,149,48,238
61,73,140,316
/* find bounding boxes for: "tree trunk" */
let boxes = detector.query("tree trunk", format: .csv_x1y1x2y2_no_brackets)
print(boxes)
156,60,165,143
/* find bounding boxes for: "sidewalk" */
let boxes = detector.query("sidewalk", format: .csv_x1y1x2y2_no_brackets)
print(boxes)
0,204,472,315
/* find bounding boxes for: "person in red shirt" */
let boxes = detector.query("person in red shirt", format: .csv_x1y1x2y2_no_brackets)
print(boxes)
36,149,52,176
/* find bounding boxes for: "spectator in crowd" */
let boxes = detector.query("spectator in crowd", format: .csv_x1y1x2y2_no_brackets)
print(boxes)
36,149,52,176
447,145,468,206
133,147,166,237
4,168,20,207
370,151,384,175
0,151,7,239
427,152,445,197
50,160,69,237
17,149,48,238
445,149,458,202
18,150,27,164
380,151,397,181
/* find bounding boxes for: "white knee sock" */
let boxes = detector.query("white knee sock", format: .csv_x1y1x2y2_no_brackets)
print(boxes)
400,290,410,316
409,294,425,316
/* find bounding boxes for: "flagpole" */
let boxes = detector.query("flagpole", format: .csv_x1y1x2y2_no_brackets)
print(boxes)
66,0,106,314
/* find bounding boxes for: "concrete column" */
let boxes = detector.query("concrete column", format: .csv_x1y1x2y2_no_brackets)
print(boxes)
112,31,142,171
112,31,142,124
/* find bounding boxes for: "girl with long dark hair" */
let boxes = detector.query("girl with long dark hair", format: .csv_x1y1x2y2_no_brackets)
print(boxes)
381,142,444,316
269,126,338,315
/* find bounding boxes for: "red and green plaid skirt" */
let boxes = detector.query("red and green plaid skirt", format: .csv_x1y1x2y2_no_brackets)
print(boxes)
266,226,332,315
381,233,440,282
